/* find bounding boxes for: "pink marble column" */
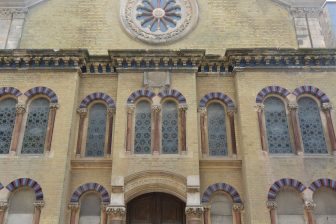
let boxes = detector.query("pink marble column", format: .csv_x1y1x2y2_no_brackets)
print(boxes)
288,103,303,154
322,103,336,154
179,104,188,152
185,207,204,224
107,108,115,155
228,109,237,155
33,201,44,224
68,203,79,224
45,103,59,152
152,105,161,154
10,104,26,153
126,104,135,153
304,200,316,224
199,107,207,155
232,203,244,224
255,103,267,151
267,201,277,224
76,108,88,156
0,201,8,224
106,206,126,224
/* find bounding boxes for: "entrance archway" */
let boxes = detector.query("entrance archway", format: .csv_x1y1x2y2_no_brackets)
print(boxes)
127,192,186,224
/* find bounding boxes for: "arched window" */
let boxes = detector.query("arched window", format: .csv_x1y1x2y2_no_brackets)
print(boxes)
0,98,16,154
277,189,305,224
207,103,227,156
134,101,151,154
264,97,292,154
6,188,35,224
313,188,336,223
162,100,178,154
79,193,101,224
85,103,107,157
210,193,233,224
298,97,327,154
22,98,50,154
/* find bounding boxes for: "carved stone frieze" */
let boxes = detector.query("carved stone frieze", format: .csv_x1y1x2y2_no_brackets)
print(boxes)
106,206,126,218
290,7,322,18
185,206,204,218
0,8,28,18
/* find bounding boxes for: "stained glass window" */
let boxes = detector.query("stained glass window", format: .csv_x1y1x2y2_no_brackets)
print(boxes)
0,98,16,154
22,98,50,154
207,103,227,156
264,97,292,154
162,101,178,154
85,103,107,157
298,97,327,154
134,101,151,154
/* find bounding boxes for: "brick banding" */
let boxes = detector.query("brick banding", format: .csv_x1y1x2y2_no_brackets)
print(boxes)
309,178,336,192
268,178,306,200
199,92,235,109
158,89,186,104
6,178,44,200
70,182,110,203
79,92,116,108
127,89,155,104
0,87,22,98
24,86,58,103
202,183,242,203
293,85,330,103
256,86,290,103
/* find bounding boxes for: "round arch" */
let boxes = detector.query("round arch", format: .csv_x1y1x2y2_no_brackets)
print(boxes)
70,182,110,204
268,178,306,201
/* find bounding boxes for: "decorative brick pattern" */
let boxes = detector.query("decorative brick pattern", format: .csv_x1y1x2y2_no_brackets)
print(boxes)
309,178,336,192
0,87,22,98
79,92,116,108
255,86,290,103
268,178,306,200
293,85,330,103
70,182,110,203
199,92,235,109
202,183,242,203
127,89,155,104
158,89,186,104
24,86,58,103
6,178,44,200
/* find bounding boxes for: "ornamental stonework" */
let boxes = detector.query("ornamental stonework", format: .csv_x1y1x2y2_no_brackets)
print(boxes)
120,0,199,44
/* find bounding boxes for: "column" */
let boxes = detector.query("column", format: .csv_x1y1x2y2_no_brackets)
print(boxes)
76,108,88,156
185,207,204,224
232,203,244,224
0,201,8,224
227,108,237,155
267,201,277,224
322,103,336,154
45,103,59,152
107,108,115,155
101,203,108,224
10,103,26,153
203,206,210,224
152,105,161,155
68,203,79,224
179,104,188,152
33,201,44,224
106,206,126,224
304,200,316,224
288,103,303,154
126,104,135,153
255,103,267,152
199,107,207,155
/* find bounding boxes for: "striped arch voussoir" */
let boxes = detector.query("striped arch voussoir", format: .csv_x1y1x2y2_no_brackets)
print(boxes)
0,87,22,98
268,178,306,200
6,178,44,201
199,92,235,109
0,183,3,190
127,89,156,104
158,89,186,104
202,183,242,204
293,85,330,103
70,183,110,203
256,86,290,103
24,86,58,103
309,178,336,192
80,92,116,108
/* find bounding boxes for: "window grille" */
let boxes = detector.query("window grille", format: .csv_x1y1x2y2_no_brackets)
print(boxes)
0,99,16,154
162,101,178,154
134,101,151,154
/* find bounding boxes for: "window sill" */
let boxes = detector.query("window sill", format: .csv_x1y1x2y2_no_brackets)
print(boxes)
71,157,112,169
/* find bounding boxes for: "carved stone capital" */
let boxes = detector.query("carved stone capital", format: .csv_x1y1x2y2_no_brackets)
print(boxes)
16,103,26,114
185,206,204,219
33,200,45,209
255,103,265,112
49,103,60,110
179,104,188,111
198,107,207,115
127,104,136,113
322,103,333,111
232,203,244,212
304,200,316,210
151,105,161,113
106,206,126,218
107,107,116,117
68,202,79,211
266,201,277,210
288,102,298,111
77,108,88,118
227,108,237,116
0,201,8,211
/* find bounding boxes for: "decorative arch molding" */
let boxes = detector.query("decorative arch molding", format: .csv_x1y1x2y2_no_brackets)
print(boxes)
127,89,156,104
255,86,290,103
6,178,44,200
0,87,22,98
293,85,330,103
79,92,116,108
158,89,187,104
202,183,242,204
268,178,306,200
199,92,235,109
24,86,58,103
309,178,336,192
70,183,110,204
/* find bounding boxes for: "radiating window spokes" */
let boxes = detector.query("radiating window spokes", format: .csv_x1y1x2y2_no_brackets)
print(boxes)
22,98,50,154
207,103,227,156
298,97,327,154
264,97,292,154
134,101,152,154
162,101,178,154
85,103,107,157
0,98,16,154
